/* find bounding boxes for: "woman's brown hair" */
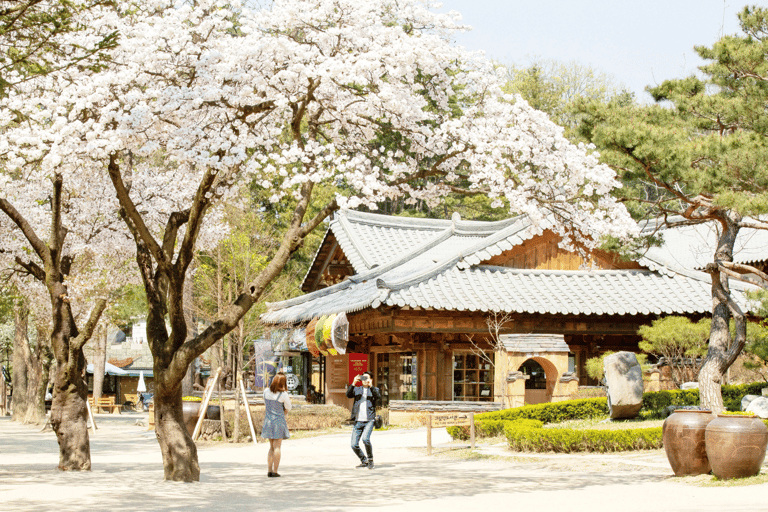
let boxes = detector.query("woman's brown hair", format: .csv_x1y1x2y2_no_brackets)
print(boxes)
269,372,287,393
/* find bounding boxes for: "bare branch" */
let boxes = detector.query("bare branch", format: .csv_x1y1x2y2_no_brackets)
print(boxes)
719,261,768,288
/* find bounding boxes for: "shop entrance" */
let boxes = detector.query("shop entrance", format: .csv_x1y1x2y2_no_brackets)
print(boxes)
520,358,549,404
375,352,417,407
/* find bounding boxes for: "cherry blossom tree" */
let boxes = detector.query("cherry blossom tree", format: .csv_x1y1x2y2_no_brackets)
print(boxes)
4,0,638,481
0,156,137,468
0,0,118,96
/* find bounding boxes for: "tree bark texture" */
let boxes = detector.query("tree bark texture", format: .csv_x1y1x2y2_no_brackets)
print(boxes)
92,324,107,403
50,356,91,471
699,212,744,413
11,304,30,421
11,303,47,425
47,286,94,471
153,375,200,481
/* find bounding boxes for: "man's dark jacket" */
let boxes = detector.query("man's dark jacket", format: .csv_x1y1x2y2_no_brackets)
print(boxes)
346,384,381,421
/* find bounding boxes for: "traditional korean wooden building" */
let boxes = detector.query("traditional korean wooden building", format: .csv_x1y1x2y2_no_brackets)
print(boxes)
262,210,757,408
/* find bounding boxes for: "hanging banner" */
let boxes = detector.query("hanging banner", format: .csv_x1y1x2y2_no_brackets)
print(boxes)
348,353,369,385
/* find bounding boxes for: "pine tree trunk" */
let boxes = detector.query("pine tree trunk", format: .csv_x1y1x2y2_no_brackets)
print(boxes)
698,211,744,413
154,377,200,481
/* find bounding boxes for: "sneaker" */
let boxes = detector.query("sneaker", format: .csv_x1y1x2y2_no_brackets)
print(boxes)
268,472,281,477
355,461,368,468
367,460,374,469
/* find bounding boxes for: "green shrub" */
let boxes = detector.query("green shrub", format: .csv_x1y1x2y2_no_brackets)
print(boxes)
641,382,767,415
479,398,608,424
504,422,662,453
448,418,543,441
446,398,606,441
641,389,699,413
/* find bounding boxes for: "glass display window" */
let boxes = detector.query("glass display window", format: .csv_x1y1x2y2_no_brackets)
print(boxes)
452,352,493,401
376,352,417,407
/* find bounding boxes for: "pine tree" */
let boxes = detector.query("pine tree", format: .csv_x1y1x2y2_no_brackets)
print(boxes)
576,6,768,412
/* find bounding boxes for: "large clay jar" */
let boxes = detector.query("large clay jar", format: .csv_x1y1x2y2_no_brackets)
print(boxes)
663,409,714,476
181,402,221,436
705,414,768,480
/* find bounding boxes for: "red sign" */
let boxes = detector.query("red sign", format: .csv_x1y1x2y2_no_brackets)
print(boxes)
348,353,369,385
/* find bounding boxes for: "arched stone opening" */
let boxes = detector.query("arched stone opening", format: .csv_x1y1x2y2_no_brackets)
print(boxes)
518,357,559,405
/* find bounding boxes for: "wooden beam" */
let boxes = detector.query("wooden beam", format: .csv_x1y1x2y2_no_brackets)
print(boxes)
305,238,339,292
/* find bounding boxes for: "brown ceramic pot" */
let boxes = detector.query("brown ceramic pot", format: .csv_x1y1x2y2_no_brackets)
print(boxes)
181,402,221,436
662,409,714,476
705,414,768,480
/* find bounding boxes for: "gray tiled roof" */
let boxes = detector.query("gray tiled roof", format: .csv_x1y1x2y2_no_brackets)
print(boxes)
331,210,522,272
499,334,570,353
263,211,759,325
640,216,768,269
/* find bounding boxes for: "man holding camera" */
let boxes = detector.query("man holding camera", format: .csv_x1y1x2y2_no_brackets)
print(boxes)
347,372,381,469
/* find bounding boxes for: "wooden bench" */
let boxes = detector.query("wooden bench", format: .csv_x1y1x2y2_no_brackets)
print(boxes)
88,396,121,414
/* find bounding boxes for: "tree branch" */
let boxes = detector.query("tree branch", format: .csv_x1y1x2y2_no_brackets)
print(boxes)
719,261,768,288
13,257,45,282
0,197,51,267
107,153,169,270
70,298,107,353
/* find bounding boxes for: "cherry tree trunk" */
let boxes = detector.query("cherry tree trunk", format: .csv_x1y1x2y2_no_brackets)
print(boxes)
11,306,30,421
154,377,200,481
49,357,91,470
11,304,47,424
92,325,107,403
48,292,93,471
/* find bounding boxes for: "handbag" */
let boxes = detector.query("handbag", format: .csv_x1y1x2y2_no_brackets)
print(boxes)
374,414,383,429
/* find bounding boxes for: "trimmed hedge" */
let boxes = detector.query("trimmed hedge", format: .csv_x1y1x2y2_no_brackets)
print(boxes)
477,398,609,424
504,422,662,453
446,382,767,444
641,382,766,415
449,418,543,441
446,399,607,440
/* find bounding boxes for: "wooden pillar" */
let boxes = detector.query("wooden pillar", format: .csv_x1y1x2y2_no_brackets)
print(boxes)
442,350,453,401
423,347,438,400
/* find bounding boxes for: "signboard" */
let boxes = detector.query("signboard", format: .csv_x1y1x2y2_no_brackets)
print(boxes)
427,412,475,455
348,353,369,385
431,412,472,428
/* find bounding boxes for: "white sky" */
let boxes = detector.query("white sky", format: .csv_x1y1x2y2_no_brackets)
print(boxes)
438,0,752,102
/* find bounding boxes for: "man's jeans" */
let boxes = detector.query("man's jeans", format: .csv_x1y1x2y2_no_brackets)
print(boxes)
351,420,375,462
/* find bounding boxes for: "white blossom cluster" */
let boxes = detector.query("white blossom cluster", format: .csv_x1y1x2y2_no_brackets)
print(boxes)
0,0,638,289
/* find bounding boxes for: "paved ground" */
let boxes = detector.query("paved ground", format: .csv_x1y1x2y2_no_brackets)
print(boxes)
2,413,768,512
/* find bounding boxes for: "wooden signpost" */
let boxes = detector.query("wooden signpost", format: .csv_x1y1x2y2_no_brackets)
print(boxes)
427,411,475,455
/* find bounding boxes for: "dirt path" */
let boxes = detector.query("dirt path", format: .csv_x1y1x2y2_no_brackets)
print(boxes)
1,414,767,512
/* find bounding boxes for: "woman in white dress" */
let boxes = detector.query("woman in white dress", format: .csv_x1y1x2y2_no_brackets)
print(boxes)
262,372,292,477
